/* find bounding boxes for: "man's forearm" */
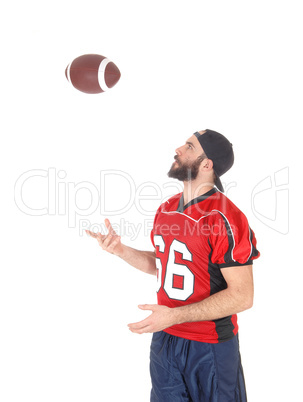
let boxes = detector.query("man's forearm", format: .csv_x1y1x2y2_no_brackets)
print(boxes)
128,288,253,335
172,287,253,325
119,245,157,275
128,265,254,335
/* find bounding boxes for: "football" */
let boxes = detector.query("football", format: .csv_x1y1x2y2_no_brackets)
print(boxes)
65,54,121,94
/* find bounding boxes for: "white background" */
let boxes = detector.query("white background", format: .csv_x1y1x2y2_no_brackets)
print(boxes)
1,0,302,401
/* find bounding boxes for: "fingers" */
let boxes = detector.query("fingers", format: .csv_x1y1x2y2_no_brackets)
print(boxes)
101,232,121,252
85,219,114,241
128,324,152,334
138,304,155,311
105,218,116,235
101,231,114,247
85,220,121,255
128,305,159,334
85,230,103,239
128,317,152,333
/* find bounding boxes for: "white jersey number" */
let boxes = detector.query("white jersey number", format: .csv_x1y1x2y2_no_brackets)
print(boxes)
154,236,194,301
154,235,165,292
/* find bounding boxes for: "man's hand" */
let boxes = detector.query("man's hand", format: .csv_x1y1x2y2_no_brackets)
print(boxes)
86,220,157,275
86,219,124,257
128,304,177,334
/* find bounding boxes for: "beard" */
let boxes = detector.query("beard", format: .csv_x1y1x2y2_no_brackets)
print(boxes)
167,155,205,182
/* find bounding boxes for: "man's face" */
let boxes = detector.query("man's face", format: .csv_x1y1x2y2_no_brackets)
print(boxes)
167,134,206,182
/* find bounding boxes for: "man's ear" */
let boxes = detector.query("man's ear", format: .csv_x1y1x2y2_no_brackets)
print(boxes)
201,158,214,171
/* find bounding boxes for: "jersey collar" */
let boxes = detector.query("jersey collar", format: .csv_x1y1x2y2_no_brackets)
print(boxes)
177,188,218,213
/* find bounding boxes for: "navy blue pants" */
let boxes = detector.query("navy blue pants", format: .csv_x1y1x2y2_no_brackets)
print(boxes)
150,331,247,402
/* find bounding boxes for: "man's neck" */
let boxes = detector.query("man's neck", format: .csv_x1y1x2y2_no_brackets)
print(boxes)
182,180,214,206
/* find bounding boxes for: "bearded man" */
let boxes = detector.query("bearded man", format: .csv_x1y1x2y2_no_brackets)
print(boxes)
87,129,260,402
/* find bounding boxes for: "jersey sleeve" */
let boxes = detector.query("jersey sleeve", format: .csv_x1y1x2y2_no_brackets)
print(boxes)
208,210,260,268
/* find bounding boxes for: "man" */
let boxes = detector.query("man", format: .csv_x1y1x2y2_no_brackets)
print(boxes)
86,129,260,401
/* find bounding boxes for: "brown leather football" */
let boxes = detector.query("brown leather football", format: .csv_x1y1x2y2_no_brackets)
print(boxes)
65,54,121,94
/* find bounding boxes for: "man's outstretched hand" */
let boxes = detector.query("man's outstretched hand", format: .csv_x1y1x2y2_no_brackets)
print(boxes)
86,219,124,257
128,304,177,334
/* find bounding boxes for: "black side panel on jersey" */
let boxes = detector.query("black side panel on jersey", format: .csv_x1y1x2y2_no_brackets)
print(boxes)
249,227,259,259
217,212,235,265
208,239,235,342
213,316,235,342
208,239,228,295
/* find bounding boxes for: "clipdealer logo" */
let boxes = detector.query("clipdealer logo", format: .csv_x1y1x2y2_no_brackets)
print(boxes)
14,166,290,237
251,167,289,235
13,168,183,236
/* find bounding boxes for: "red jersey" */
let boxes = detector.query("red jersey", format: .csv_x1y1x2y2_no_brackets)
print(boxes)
151,188,260,343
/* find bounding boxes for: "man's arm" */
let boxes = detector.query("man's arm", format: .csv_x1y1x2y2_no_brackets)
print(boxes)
86,219,157,276
174,264,253,323
118,246,157,275
128,265,254,334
